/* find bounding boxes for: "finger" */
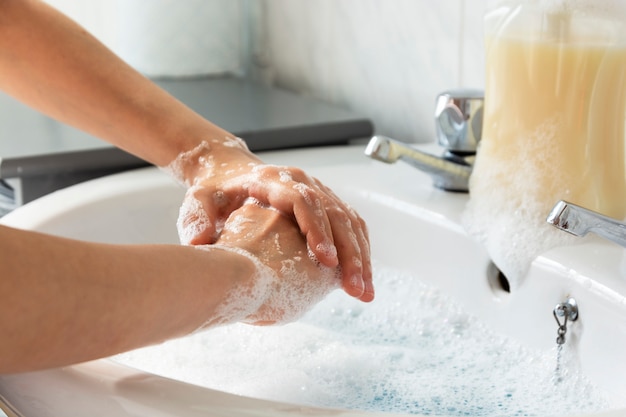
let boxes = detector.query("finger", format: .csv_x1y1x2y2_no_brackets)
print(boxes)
290,184,339,266
313,180,374,301
237,165,339,266
324,204,366,299
245,178,339,268
355,216,374,302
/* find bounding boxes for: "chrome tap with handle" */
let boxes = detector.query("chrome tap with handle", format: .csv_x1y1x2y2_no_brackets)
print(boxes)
365,89,483,192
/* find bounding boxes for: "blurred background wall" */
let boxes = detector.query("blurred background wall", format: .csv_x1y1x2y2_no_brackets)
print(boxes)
44,0,489,143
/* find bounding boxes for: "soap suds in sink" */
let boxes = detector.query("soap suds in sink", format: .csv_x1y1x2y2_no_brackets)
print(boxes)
114,263,614,417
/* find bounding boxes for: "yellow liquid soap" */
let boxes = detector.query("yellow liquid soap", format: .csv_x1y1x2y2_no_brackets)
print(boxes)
478,35,626,219
465,32,626,285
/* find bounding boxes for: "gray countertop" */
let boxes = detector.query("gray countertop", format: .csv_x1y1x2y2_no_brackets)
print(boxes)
0,76,373,203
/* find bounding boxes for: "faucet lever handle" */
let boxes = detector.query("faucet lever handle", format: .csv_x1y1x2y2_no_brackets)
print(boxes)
435,89,484,154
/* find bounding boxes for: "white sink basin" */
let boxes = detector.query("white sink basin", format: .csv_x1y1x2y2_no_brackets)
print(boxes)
1,144,625,417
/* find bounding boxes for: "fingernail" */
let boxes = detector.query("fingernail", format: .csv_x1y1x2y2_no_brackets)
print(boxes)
350,274,365,297
363,281,375,301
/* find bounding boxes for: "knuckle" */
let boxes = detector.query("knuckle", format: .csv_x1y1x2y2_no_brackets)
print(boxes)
330,207,351,225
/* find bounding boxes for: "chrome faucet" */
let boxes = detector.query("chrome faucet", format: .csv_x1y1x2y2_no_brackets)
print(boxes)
547,200,626,248
365,89,484,192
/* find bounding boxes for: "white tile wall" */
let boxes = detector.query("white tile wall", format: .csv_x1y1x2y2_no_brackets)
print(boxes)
115,0,241,77
43,0,117,49
254,0,490,143
43,0,491,143
43,0,244,77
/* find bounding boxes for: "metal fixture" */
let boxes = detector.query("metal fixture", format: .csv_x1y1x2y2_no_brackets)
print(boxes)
547,200,626,248
0,179,16,217
365,89,483,192
434,89,483,153
553,297,578,345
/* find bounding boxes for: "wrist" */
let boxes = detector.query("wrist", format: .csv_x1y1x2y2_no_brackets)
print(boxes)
161,136,259,187
191,244,274,332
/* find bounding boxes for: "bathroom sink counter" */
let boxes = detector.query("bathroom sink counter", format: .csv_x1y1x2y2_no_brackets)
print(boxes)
1,144,625,417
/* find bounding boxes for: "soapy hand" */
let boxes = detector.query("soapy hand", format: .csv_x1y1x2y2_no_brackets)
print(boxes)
210,199,341,325
167,137,374,302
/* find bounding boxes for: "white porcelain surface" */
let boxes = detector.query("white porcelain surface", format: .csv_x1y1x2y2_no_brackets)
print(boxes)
1,144,626,416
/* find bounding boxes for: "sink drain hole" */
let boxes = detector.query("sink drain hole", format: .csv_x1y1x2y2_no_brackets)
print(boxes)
487,261,510,294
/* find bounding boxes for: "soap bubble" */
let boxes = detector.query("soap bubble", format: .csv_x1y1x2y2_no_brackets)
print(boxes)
114,262,616,416
463,120,579,289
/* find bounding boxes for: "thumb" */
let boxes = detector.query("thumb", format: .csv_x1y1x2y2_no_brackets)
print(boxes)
177,187,218,245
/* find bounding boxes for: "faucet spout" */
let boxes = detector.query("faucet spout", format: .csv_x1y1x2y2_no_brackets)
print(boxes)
547,200,626,248
364,89,483,192
365,135,472,192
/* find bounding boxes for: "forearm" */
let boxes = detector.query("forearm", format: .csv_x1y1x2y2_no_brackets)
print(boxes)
0,224,254,373
0,0,230,166
0,0,374,304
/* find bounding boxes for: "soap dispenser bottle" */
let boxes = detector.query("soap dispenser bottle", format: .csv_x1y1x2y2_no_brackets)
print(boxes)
473,0,626,219
463,0,626,286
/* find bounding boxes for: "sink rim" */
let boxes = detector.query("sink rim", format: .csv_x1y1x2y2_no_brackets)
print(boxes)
1,144,625,417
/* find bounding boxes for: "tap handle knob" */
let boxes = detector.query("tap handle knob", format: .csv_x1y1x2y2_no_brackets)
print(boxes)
434,89,484,153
